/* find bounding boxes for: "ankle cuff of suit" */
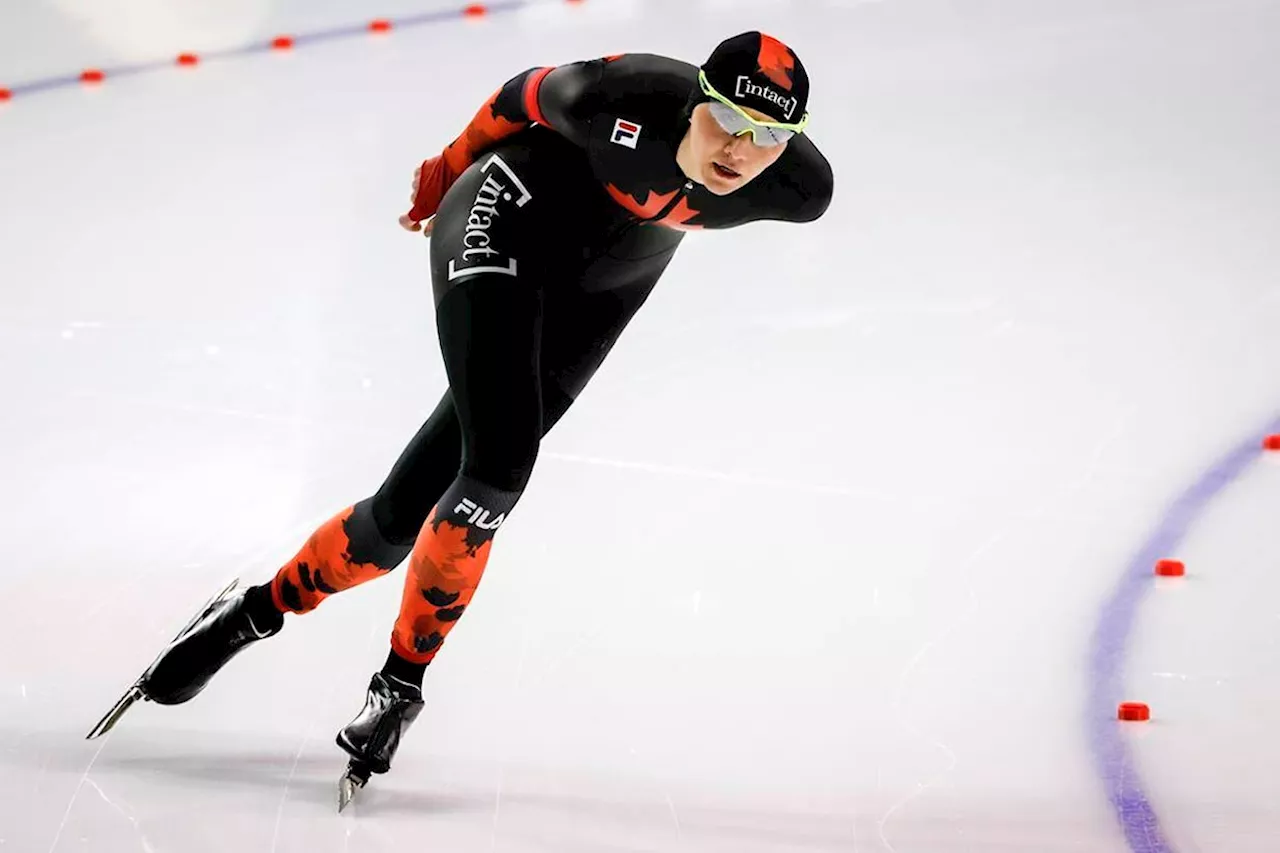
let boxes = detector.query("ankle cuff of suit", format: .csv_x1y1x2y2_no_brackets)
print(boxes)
390,633,439,666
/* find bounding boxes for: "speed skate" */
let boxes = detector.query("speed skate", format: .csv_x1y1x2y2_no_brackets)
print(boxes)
85,577,241,739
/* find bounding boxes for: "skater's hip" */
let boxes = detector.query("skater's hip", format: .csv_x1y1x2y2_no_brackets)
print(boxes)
428,130,680,303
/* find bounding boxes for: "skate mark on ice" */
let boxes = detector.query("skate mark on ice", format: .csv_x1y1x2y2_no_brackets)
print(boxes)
272,614,360,844
489,765,506,851
269,727,312,853
489,621,532,850
663,789,684,845
46,734,111,853
1016,406,1137,521
874,405,1132,849
85,777,157,853
876,530,1003,853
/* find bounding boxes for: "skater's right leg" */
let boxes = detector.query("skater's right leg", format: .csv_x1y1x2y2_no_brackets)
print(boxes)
336,141,576,787
336,275,547,790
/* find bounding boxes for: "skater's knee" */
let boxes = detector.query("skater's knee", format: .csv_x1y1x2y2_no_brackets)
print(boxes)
367,491,429,548
349,497,417,560
461,438,539,495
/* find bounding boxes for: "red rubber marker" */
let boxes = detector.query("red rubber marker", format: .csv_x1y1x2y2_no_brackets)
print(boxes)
1264,434,1280,451
177,53,200,66
81,69,106,84
272,35,295,50
1154,559,1185,577
370,19,393,32
464,4,488,16
1118,702,1151,722
0,88,11,102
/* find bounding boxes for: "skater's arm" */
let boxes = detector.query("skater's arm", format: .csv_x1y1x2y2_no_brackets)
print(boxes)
440,61,603,172
405,60,606,226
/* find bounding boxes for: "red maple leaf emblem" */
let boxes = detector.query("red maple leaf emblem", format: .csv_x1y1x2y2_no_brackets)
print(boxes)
655,196,704,231
756,35,795,92
606,185,704,230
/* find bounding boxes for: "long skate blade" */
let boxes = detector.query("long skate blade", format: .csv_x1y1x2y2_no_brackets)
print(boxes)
85,685,144,739
86,577,240,739
337,763,370,813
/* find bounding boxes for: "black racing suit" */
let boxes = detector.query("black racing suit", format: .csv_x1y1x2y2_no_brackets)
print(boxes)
366,52,835,547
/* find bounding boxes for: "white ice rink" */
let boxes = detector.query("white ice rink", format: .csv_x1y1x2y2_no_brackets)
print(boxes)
3,0,1280,850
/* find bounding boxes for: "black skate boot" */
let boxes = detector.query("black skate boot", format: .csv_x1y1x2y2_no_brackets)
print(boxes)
87,578,283,738
138,585,282,705
335,672,424,811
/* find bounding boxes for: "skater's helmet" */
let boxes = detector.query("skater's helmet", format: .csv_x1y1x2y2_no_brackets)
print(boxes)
694,31,811,128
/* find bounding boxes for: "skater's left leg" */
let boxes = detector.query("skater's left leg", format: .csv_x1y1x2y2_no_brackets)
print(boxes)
261,498,413,616
248,393,464,623
248,374,583,627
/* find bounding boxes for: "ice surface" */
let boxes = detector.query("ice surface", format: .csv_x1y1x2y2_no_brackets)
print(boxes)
2,0,1279,850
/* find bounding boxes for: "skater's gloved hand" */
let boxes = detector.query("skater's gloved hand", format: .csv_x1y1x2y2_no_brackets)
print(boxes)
399,156,456,237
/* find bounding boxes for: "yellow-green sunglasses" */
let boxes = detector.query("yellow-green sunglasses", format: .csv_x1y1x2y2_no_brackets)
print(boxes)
698,69,810,148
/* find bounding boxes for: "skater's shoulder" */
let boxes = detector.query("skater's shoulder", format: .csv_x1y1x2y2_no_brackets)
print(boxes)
787,135,834,212
541,53,693,114
748,135,833,223
594,53,698,95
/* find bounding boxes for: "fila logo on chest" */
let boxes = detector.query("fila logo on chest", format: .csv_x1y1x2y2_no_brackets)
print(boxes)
611,118,642,149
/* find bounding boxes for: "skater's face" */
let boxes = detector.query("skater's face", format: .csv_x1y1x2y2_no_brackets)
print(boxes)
680,103,789,195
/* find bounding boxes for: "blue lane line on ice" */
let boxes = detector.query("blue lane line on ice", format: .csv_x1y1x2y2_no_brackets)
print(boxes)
1,1,529,98
1088,414,1280,853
